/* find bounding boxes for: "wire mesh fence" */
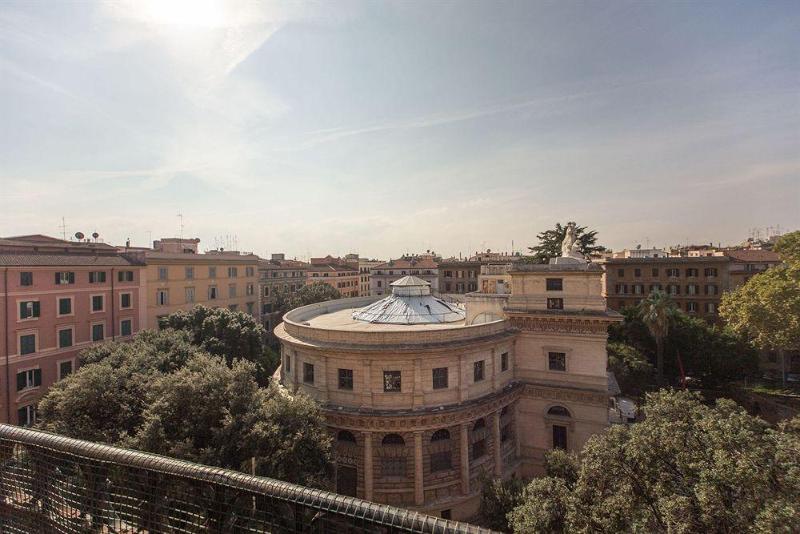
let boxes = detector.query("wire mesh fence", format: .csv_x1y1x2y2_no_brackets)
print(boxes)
0,424,495,534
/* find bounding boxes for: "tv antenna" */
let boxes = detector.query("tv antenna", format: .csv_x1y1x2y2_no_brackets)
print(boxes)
59,217,67,241
177,212,184,241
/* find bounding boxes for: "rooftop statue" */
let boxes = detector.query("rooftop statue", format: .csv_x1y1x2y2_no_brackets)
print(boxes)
561,222,586,260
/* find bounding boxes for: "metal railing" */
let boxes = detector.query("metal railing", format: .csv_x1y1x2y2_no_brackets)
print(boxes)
0,425,495,533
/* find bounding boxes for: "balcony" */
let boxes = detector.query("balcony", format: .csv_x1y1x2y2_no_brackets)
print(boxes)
0,425,493,534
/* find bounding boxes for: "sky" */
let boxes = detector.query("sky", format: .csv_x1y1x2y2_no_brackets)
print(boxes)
1,0,798,260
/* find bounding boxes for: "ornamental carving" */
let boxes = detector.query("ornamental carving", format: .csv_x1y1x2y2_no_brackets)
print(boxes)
508,315,612,335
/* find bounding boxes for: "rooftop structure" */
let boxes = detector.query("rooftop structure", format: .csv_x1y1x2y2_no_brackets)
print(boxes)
352,276,465,324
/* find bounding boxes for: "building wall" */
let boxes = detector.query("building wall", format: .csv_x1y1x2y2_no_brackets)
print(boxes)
0,264,144,425
144,258,259,329
370,268,439,296
307,266,360,298
438,262,480,294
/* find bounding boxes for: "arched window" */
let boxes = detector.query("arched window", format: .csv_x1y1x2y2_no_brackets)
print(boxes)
337,430,356,444
547,406,571,418
471,419,487,460
382,433,405,446
431,429,450,442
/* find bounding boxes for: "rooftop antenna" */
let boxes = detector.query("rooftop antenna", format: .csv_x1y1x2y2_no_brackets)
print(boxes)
59,217,67,241
177,211,184,241
146,230,152,246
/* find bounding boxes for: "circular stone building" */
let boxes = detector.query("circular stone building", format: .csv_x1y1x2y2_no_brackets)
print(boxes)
275,267,620,520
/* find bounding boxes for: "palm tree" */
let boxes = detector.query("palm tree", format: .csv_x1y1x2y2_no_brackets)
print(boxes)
638,290,677,386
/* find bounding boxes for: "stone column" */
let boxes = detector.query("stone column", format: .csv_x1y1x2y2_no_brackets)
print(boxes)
363,431,373,501
414,431,424,505
493,410,503,476
413,358,423,409
460,423,470,495
361,360,372,408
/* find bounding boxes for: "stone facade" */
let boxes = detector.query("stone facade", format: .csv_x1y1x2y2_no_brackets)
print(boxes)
370,258,439,296
275,260,620,520
438,261,480,295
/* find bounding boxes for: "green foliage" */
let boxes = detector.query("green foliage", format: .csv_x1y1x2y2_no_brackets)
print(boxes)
37,330,332,488
607,342,655,397
525,222,606,264
638,290,678,385
479,476,527,531
542,449,579,487
720,262,800,354
160,305,277,382
775,230,800,263
509,390,800,533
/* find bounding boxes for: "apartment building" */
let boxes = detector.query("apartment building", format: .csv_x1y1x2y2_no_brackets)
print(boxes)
438,260,480,294
0,235,145,425
602,257,730,319
370,257,439,296
306,263,360,298
724,249,781,289
357,258,384,297
258,254,308,333
123,238,259,329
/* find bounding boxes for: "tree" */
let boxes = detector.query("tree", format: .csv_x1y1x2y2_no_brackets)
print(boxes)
130,354,332,487
509,390,800,533
526,222,606,264
479,476,527,531
607,342,654,397
774,230,800,263
37,331,332,488
638,290,678,386
160,305,278,381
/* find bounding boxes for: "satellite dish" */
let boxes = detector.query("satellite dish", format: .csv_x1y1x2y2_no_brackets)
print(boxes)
74,232,84,240
92,232,99,239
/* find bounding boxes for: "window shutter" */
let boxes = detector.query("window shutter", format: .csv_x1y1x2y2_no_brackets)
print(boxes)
16,372,26,391
17,407,27,425
55,272,60,284
33,369,42,386
69,272,75,284
32,302,40,317
19,302,26,319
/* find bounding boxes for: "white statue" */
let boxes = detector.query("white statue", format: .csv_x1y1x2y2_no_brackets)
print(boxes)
560,222,586,261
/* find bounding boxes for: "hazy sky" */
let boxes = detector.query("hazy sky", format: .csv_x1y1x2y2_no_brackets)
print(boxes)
1,1,798,260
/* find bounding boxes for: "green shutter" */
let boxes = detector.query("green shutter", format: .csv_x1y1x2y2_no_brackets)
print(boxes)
54,273,60,284
17,407,27,426
19,302,27,319
33,369,41,386
16,372,26,391
32,301,40,317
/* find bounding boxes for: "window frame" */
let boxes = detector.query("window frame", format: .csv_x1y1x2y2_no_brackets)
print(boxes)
383,370,402,392
19,272,33,286
303,362,315,384
57,296,74,317
90,293,105,313
57,358,75,380
338,368,354,390
432,367,448,389
18,299,41,321
91,322,105,342
120,292,132,309
473,360,485,382
57,326,74,349
18,332,37,356
545,278,563,291
120,318,133,337
548,351,567,372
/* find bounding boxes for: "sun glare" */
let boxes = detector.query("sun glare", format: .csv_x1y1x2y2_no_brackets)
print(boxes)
142,0,226,28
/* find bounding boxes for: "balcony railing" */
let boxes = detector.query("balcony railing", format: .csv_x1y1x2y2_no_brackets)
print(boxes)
0,425,494,534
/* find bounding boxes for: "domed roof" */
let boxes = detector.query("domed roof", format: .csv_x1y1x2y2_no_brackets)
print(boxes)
352,276,465,324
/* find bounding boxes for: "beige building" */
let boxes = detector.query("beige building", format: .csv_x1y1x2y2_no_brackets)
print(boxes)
358,258,384,297
258,254,308,335
124,238,260,329
275,259,619,520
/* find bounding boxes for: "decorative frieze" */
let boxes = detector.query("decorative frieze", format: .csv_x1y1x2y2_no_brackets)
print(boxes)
507,314,617,335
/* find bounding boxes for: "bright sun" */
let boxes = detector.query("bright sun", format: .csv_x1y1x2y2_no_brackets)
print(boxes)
142,0,226,28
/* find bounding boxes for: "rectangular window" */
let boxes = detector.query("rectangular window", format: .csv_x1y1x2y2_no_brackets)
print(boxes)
553,425,568,450
338,368,353,390
55,272,75,285
185,267,194,280
156,290,169,306
617,269,624,278
634,268,641,277
432,367,448,389
185,287,195,303
285,355,291,373
686,284,698,295
20,272,33,286
501,352,509,372
92,323,104,342
59,360,73,379
246,283,254,296
58,297,72,316
19,334,36,355
228,267,238,278
473,360,485,382
91,295,104,312
706,302,717,314
158,267,168,280
303,362,315,384
121,293,132,308
548,352,567,371
16,369,41,391
652,268,659,277
686,301,697,313
666,268,680,278
209,266,217,278
208,286,218,300
121,319,132,336
686,268,698,277
546,278,563,291
704,267,718,277
58,328,73,348
705,285,718,296
118,271,134,282
546,298,564,310
383,370,401,392
246,266,254,277
430,451,452,472
228,284,237,298
18,405,36,427
19,301,40,320
89,271,106,283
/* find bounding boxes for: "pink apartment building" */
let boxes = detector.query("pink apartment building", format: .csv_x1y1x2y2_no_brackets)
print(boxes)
0,235,146,426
